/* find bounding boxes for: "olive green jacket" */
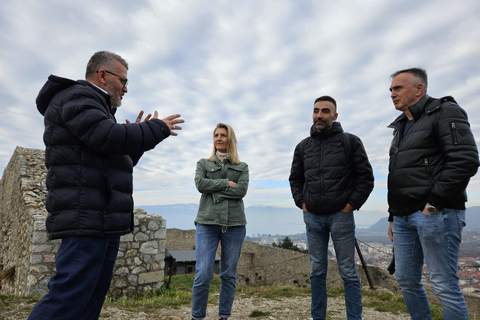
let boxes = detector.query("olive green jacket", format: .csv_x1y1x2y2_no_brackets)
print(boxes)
194,157,249,226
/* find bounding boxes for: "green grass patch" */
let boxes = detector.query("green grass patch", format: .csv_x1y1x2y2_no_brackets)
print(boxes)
362,291,408,314
249,309,271,317
0,276,453,320
362,290,446,320
104,274,222,311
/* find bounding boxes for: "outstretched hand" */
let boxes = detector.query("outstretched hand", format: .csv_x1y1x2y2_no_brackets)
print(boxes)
125,110,154,124
126,112,184,136
162,114,185,136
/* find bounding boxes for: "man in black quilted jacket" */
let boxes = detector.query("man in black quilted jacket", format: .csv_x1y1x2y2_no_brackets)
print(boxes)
387,67,478,320
289,96,374,320
29,51,184,320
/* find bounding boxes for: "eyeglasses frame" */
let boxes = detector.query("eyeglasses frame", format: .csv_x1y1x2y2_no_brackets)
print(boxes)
96,69,128,88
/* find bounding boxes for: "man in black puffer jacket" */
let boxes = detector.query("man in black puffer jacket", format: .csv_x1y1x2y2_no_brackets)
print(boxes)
387,68,478,320
289,95,374,320
29,51,184,320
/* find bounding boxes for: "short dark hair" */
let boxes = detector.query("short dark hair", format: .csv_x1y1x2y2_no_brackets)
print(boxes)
85,51,128,79
391,67,428,92
314,95,337,111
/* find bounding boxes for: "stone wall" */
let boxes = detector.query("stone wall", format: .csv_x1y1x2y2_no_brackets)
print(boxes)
0,147,47,295
0,147,165,296
166,228,400,291
167,230,480,315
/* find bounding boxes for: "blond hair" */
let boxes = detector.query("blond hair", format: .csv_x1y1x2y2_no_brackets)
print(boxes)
207,123,240,164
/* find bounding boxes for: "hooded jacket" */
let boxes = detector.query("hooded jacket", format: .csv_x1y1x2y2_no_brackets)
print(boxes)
36,75,171,240
387,95,479,220
289,122,374,215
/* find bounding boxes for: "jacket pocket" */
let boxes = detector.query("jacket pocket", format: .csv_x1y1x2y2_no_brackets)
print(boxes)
205,165,222,179
424,158,435,185
450,122,458,145
227,167,243,182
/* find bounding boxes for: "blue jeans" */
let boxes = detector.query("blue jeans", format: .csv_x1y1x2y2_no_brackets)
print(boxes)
393,209,469,320
191,224,246,320
28,236,120,320
303,210,362,320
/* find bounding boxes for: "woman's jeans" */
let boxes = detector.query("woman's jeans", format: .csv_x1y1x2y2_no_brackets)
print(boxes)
393,209,469,320
191,224,246,320
303,210,362,320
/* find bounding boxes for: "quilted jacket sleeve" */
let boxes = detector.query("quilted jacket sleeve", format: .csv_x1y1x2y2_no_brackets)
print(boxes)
427,103,479,209
62,89,170,156
289,142,305,209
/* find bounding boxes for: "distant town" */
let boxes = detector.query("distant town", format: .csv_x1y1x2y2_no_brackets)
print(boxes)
139,203,480,294
246,230,480,295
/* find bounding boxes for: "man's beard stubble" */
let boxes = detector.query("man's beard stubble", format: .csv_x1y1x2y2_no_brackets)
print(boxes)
106,82,122,108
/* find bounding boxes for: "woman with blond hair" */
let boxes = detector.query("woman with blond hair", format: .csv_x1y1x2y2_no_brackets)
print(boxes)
191,123,249,320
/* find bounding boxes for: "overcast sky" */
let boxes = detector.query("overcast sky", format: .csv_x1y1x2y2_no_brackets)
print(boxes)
1,0,480,214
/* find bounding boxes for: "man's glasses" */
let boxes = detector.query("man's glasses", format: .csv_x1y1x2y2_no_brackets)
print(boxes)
97,70,128,88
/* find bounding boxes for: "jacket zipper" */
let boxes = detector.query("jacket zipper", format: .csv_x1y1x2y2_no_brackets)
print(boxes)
450,122,458,145
320,137,325,213
424,158,435,185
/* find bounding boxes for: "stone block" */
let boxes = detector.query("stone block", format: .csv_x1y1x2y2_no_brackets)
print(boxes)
30,254,43,264
138,271,162,284
115,266,129,276
32,231,48,243
140,241,158,254
147,220,161,231
135,232,149,241
43,254,55,263
121,233,134,242
154,228,166,239
132,266,146,275
32,244,53,253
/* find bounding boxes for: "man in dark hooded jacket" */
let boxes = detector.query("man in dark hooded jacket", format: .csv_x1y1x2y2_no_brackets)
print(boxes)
29,51,184,320
289,95,374,320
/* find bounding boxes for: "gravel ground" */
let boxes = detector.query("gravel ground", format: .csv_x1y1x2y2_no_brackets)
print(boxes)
99,295,410,320
2,294,410,320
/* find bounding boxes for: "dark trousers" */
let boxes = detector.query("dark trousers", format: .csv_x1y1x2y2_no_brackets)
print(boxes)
28,236,120,320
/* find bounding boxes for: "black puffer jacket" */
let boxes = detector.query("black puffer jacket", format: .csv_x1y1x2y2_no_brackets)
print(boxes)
289,122,374,215
387,95,479,220
36,75,171,240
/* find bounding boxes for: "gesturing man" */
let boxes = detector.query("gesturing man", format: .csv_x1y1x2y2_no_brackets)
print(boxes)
29,51,184,319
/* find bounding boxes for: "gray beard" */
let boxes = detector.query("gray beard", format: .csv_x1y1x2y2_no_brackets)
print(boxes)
106,83,122,108
111,96,121,108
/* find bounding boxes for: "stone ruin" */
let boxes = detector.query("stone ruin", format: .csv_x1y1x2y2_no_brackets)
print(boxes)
0,147,166,296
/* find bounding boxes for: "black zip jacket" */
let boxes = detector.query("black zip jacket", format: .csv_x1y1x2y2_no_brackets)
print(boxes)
387,95,479,220
36,75,171,240
289,122,374,215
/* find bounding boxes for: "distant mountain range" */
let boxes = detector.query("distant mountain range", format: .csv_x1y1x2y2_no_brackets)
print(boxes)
137,204,480,236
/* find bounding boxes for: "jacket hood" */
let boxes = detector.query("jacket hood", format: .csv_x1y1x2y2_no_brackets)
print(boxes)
36,75,85,115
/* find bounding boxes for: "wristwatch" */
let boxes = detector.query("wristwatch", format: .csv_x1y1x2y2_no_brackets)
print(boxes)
425,204,439,214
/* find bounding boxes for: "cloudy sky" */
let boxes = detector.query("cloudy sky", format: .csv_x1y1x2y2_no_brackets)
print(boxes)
1,0,480,214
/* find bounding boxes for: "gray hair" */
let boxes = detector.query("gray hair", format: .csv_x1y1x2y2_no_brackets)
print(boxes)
85,51,128,79
391,67,428,93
